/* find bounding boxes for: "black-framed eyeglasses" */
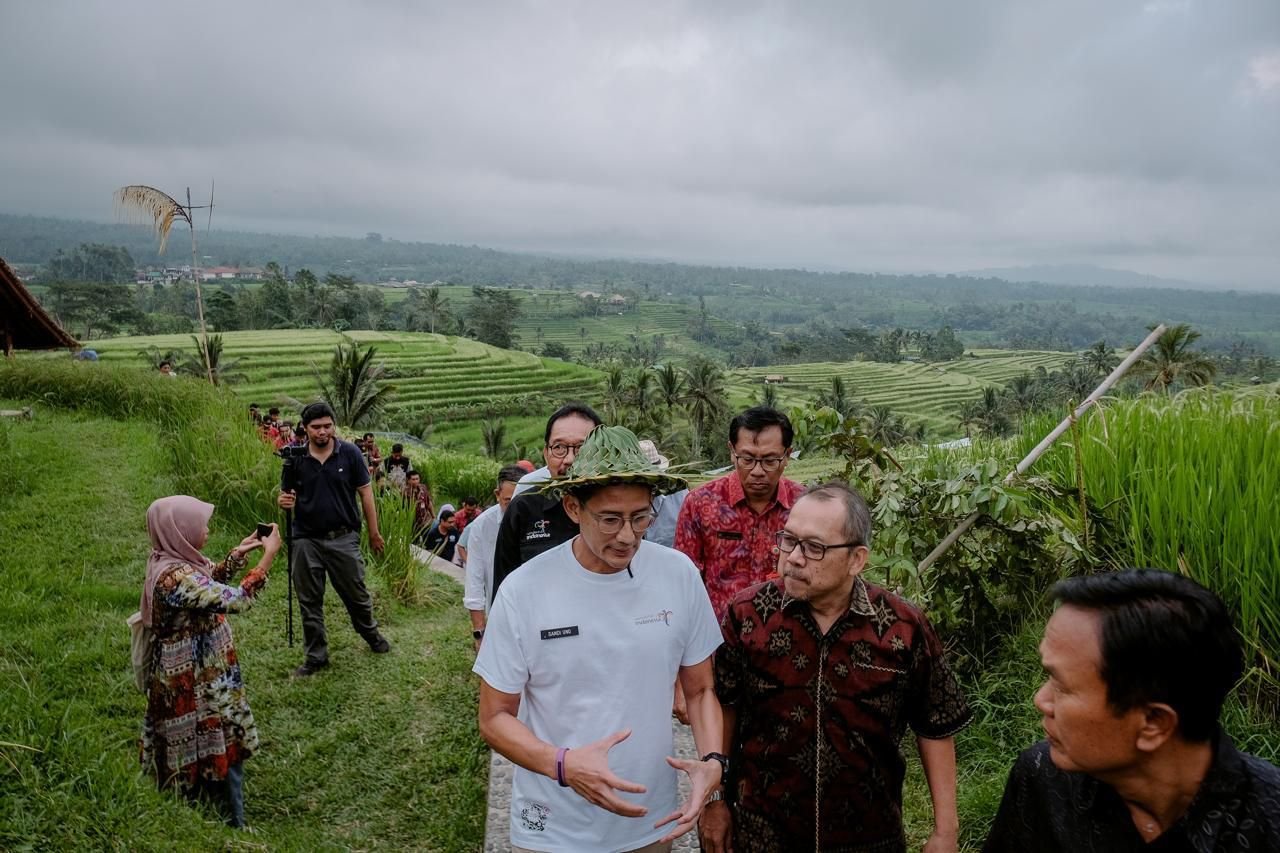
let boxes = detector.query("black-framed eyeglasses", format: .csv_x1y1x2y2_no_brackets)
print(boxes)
586,509,657,535
547,442,585,459
733,454,786,472
775,530,862,561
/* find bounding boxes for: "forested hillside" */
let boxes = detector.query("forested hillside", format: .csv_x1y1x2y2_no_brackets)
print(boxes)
3,213,1278,354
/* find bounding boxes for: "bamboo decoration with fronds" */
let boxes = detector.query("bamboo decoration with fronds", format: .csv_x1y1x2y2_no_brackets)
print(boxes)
114,184,213,383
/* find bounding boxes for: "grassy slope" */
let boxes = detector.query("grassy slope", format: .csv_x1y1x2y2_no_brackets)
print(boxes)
0,408,486,851
727,350,1072,438
85,329,603,416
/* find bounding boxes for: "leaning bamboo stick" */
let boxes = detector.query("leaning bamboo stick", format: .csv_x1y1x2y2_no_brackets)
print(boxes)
916,323,1168,573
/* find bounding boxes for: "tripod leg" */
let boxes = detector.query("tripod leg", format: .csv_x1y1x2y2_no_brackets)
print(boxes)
285,508,295,647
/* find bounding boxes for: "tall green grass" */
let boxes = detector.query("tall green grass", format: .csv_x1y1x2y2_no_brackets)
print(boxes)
0,359,277,531
0,411,487,849
1019,389,1280,681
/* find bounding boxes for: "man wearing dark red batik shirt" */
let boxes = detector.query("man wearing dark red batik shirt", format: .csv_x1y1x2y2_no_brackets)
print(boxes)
675,406,805,620
701,482,971,853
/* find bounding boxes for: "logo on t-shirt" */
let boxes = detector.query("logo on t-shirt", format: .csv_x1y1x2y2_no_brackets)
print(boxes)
634,609,673,627
526,519,552,542
519,801,550,832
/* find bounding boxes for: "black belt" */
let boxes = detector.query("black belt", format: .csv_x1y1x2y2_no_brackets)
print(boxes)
299,527,355,540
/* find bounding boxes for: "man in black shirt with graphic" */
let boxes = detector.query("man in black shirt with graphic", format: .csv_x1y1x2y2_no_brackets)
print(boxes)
490,402,601,603
985,570,1280,852
278,402,390,677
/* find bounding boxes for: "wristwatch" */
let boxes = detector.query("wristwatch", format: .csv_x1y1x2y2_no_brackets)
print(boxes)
701,751,729,779
706,789,724,803
472,629,484,640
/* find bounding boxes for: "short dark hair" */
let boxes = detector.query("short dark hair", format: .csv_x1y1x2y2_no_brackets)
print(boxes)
269,407,281,416
250,403,260,409
497,464,525,487
407,470,421,480
391,443,404,453
363,432,374,440
729,406,794,448
159,360,172,368
462,495,478,506
1050,570,1243,742
800,481,872,547
300,401,336,425
544,402,603,445
439,509,455,522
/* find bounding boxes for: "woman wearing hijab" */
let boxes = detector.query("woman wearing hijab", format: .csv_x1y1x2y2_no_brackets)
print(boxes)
139,495,281,828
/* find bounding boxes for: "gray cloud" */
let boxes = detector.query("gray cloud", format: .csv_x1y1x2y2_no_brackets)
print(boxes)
1,0,1278,288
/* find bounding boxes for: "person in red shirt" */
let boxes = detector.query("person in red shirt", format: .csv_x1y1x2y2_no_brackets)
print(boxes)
675,406,804,620
452,496,482,530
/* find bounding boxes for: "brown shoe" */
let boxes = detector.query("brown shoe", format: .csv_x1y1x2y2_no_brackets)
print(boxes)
292,661,328,678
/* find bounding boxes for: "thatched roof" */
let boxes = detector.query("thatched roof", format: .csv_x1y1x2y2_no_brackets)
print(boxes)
1,255,79,354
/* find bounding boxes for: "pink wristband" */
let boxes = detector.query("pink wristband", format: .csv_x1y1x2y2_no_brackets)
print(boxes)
555,747,569,787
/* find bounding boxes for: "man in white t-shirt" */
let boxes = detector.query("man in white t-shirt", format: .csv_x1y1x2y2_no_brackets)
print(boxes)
463,463,526,649
474,426,727,853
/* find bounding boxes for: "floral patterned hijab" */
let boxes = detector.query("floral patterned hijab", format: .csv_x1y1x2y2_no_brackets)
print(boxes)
141,496,215,627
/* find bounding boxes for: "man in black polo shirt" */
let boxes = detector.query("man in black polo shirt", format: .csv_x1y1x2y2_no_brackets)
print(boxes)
278,402,390,677
984,570,1280,851
490,402,602,604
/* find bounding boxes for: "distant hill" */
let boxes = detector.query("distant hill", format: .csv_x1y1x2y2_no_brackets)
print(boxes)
4,212,1279,355
963,264,1217,292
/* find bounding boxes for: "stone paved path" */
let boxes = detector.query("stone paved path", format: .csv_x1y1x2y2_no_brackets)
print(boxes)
415,546,701,850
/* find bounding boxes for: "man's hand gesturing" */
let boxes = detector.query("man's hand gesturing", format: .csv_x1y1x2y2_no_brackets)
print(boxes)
563,729,648,817
655,754,723,842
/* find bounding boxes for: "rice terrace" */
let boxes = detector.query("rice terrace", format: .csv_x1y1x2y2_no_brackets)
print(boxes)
4,4,1280,851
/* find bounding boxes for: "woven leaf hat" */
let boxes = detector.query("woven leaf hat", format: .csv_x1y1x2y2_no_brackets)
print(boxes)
540,425,688,500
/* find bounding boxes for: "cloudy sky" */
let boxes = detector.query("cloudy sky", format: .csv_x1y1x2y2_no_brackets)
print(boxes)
3,1,1278,287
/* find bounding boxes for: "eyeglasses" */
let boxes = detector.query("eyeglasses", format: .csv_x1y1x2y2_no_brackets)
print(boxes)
733,454,787,472
586,509,657,535
775,530,862,561
547,442,585,459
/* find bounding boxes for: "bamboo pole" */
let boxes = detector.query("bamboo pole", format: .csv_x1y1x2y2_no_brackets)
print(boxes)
916,323,1169,573
187,187,214,384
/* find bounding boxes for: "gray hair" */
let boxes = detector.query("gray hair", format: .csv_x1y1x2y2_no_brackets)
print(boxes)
800,481,872,548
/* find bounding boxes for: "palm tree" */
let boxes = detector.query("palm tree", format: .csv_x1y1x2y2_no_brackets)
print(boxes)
628,367,654,413
422,286,450,334
602,363,628,423
178,334,247,385
958,388,1010,437
861,404,914,446
1131,324,1217,392
1002,372,1043,416
682,357,729,460
655,363,684,423
314,341,396,427
481,419,507,459
1082,340,1119,377
815,376,855,417
1055,361,1099,403
759,382,780,409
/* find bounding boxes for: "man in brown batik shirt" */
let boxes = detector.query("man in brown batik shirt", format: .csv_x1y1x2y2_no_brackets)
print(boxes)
702,482,972,853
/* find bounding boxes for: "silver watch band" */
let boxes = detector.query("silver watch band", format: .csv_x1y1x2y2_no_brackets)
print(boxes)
706,789,723,803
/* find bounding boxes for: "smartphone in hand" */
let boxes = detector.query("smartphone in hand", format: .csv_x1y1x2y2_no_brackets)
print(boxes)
256,523,273,540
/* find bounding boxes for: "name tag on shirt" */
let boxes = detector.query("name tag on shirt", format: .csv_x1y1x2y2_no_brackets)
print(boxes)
716,530,744,540
539,626,580,641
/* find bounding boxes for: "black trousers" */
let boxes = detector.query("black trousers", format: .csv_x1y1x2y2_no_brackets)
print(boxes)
291,532,378,665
